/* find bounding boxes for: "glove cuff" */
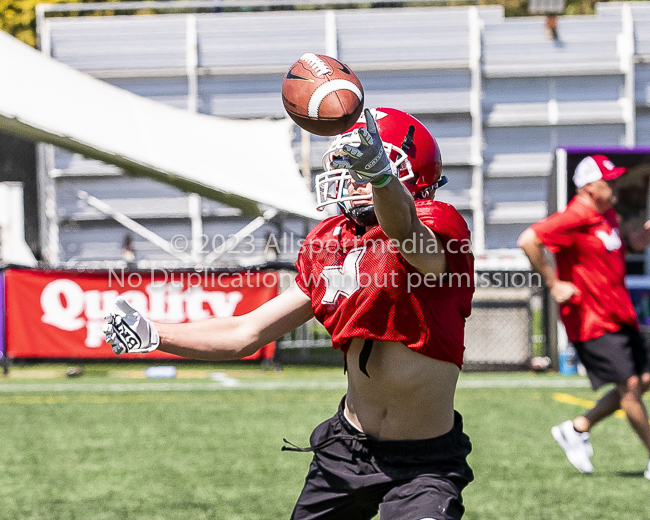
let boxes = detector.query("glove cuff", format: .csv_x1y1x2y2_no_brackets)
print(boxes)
149,322,161,351
370,174,394,188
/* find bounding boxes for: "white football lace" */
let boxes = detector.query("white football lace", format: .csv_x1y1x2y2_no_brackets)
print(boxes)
300,53,331,76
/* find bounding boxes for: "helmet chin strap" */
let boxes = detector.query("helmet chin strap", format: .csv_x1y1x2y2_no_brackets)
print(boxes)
350,205,379,227
339,203,379,227
338,174,450,228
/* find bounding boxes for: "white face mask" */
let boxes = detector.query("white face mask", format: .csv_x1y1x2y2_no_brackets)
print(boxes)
315,129,414,213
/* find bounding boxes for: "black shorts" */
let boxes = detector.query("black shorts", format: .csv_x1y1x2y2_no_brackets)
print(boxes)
573,326,650,390
289,398,474,520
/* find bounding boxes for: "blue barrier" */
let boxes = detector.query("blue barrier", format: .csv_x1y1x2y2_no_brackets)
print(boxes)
558,348,578,376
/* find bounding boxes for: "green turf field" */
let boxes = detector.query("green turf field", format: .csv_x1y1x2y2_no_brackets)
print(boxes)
1,364,649,520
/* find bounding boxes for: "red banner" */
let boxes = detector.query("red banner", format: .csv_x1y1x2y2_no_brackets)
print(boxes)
5,268,279,360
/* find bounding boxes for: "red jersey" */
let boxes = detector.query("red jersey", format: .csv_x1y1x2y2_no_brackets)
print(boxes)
295,200,474,368
531,196,638,342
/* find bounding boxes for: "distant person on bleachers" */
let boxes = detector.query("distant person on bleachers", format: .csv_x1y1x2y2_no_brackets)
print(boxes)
518,154,650,480
528,0,564,41
122,233,136,269
545,15,559,41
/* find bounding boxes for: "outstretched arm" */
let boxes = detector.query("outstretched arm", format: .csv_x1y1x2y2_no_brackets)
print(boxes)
332,108,446,276
105,284,314,360
371,175,446,276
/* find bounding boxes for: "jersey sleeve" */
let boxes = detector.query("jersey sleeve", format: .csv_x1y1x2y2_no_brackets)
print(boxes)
294,251,311,297
531,208,582,252
294,218,331,298
295,228,319,298
415,201,473,276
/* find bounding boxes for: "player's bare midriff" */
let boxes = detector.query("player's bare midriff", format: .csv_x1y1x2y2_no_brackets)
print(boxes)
344,338,459,441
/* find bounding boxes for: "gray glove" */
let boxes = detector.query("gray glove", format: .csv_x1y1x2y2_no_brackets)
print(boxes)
330,109,394,187
103,296,160,355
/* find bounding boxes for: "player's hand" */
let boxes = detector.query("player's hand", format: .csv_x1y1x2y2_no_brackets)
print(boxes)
103,296,160,355
627,220,650,251
330,109,394,187
550,280,581,304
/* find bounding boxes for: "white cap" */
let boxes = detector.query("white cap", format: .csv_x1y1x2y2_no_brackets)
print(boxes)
573,155,626,188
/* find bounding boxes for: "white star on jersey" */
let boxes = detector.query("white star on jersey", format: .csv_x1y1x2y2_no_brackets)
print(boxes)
320,247,366,304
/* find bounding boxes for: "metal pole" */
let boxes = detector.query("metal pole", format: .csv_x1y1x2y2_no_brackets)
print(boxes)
77,191,195,263
203,209,278,264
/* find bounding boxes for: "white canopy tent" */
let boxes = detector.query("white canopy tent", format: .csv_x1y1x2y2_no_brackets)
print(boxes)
0,30,321,221
0,182,38,266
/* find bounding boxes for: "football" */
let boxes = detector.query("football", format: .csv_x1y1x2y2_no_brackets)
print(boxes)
282,53,364,136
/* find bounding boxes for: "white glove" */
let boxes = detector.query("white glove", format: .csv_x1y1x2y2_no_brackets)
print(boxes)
103,296,160,355
330,108,394,187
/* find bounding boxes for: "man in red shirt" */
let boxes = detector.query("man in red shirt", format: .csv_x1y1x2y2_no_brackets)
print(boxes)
518,154,650,479
104,108,475,519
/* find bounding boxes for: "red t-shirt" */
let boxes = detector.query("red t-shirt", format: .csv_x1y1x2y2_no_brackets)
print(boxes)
295,200,475,368
531,196,638,342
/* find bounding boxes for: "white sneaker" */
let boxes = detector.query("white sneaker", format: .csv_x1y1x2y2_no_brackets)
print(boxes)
644,460,650,480
551,420,594,474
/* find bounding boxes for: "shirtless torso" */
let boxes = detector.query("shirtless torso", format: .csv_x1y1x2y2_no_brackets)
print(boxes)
345,338,458,440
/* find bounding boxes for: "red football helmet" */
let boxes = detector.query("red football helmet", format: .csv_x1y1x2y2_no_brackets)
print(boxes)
316,108,447,215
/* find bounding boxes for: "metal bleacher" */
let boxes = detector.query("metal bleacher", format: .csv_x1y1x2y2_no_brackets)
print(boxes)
481,3,637,253
626,3,650,151
34,1,650,271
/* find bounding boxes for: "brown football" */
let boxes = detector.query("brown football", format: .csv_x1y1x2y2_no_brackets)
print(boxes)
282,53,364,136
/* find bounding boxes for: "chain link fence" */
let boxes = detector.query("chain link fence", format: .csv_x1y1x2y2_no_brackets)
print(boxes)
464,273,546,369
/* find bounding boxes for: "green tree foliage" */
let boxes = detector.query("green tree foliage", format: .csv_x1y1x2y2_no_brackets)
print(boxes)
499,0,600,18
0,0,44,46
0,0,143,48
1,0,607,50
